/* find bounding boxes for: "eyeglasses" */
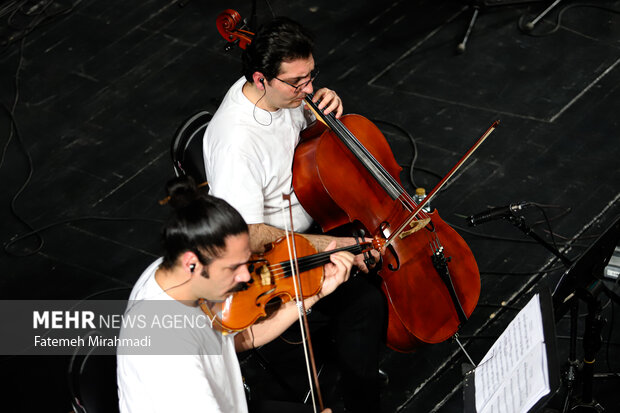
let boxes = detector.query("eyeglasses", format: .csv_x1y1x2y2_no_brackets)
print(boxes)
274,69,319,93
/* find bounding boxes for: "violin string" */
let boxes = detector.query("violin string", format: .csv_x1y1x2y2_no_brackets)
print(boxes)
262,244,365,274
271,243,366,270
257,244,367,282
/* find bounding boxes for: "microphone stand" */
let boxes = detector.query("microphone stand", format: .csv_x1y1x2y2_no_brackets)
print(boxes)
504,213,584,411
505,213,572,267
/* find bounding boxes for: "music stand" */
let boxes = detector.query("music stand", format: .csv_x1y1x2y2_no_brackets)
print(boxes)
551,214,620,412
552,215,620,320
463,287,560,413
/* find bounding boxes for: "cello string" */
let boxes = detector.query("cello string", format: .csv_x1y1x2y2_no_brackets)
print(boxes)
317,102,411,200
305,96,396,195
334,121,428,217
332,115,430,221
306,96,429,222
323,109,404,199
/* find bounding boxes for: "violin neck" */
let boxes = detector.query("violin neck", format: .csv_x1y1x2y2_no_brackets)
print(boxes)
288,243,368,275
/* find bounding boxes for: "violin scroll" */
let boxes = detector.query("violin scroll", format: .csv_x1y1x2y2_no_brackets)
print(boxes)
371,235,386,255
216,9,254,50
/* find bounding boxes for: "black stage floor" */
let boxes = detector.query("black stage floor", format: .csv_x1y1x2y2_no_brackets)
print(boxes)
1,1,620,412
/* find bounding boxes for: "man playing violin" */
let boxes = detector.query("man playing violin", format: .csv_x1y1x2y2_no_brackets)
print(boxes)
117,176,352,413
204,17,385,412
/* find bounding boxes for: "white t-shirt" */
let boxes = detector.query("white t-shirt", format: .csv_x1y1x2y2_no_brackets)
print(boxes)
117,259,248,413
204,77,314,232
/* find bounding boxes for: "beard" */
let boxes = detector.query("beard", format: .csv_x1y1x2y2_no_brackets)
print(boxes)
227,281,249,294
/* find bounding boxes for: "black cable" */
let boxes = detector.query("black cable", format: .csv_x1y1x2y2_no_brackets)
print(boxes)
4,216,164,257
369,120,590,252
1,40,44,252
370,118,421,189
606,298,615,372
480,263,566,276
370,122,588,249
1,0,82,51
1,0,95,257
368,119,590,281
447,220,589,248
518,2,620,37
412,166,443,182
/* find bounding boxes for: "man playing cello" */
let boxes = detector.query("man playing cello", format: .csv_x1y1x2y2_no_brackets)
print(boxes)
204,16,386,412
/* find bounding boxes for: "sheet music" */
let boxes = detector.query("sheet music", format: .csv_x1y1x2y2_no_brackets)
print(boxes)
474,294,550,413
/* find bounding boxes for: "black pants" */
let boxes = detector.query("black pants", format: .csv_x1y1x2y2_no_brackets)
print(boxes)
309,273,387,412
246,272,386,412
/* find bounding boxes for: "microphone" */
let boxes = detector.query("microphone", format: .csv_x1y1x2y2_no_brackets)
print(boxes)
467,202,531,226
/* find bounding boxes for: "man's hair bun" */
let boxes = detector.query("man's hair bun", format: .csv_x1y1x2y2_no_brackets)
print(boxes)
165,176,201,209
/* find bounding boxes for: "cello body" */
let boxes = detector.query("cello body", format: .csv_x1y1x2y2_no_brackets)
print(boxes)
293,114,480,352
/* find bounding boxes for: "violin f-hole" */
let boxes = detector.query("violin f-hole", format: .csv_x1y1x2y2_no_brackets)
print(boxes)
256,288,276,306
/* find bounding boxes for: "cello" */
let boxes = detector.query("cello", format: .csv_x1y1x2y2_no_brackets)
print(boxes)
216,9,494,353
295,104,494,352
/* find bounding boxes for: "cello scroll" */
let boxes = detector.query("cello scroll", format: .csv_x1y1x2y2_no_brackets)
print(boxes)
216,9,254,50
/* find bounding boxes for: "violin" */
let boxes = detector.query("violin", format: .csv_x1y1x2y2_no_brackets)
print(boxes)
214,9,495,353
199,233,379,334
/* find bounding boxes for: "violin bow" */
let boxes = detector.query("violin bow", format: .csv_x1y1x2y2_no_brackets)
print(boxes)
281,193,324,412
385,120,500,248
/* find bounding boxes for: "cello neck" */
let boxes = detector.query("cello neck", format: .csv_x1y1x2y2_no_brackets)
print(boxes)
304,94,406,201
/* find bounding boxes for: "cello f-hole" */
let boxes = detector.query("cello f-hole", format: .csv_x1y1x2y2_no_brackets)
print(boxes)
386,243,400,271
379,221,401,271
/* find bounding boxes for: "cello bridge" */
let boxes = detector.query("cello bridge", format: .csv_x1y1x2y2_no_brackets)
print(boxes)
398,217,431,239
